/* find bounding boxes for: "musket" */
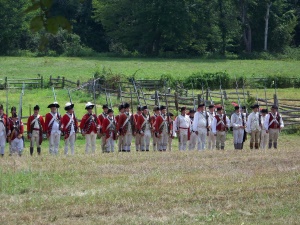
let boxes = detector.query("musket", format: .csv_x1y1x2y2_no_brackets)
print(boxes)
219,74,227,116
104,86,109,106
256,88,259,105
264,79,268,108
202,81,209,136
164,80,170,136
67,89,76,119
205,79,213,105
132,79,141,106
52,86,59,115
242,78,248,115
118,82,123,104
92,76,97,116
157,91,160,108
108,92,113,109
6,84,8,116
234,76,242,108
191,81,196,110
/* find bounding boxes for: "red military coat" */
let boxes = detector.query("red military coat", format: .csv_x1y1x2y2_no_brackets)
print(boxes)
117,113,136,136
137,113,151,133
44,112,61,135
61,113,78,139
98,113,107,125
27,114,45,144
8,119,24,141
80,113,100,134
102,116,117,140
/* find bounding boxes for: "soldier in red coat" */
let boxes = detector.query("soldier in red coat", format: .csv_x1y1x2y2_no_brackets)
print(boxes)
137,106,152,151
61,102,78,155
102,108,117,152
150,106,160,151
115,104,125,152
134,106,142,151
8,112,24,156
80,102,101,154
27,105,45,156
45,102,61,155
0,104,8,157
98,104,108,153
155,105,169,151
116,103,136,152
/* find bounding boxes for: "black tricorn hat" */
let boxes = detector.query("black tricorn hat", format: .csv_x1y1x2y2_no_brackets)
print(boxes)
0,104,3,110
216,106,223,111
107,108,114,114
137,106,142,111
160,105,166,110
85,102,94,110
261,109,268,113
124,103,130,108
12,112,17,118
242,106,246,109
153,106,160,111
102,104,108,109
11,106,17,112
251,104,259,109
271,105,278,110
208,104,215,109
64,102,74,111
234,106,240,110
142,106,148,110
48,102,60,108
167,112,174,117
198,103,205,107
118,104,124,111
189,109,196,114
180,107,186,112
33,105,40,110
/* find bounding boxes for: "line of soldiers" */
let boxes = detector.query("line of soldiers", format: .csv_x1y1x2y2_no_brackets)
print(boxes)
0,100,284,157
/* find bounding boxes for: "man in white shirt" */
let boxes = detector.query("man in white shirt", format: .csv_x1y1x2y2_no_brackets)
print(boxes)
212,106,230,150
230,106,246,150
175,107,191,151
45,102,61,155
246,104,261,149
0,104,8,157
264,105,284,149
188,109,197,150
193,103,208,151
260,109,269,150
207,105,216,150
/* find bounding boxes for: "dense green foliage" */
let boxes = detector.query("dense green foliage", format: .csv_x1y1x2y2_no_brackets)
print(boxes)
0,0,300,56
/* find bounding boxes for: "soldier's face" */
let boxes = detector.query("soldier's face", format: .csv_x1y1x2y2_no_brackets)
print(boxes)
271,108,276,113
104,108,108,113
209,108,214,112
87,109,93,114
143,109,148,114
0,109,3,114
108,112,113,117
198,106,204,112
51,107,57,113
34,109,39,115
68,109,74,114
190,113,194,117
162,109,166,114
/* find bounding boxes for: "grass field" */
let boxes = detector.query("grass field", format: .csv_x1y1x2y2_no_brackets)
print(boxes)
0,134,299,224
1,57,300,80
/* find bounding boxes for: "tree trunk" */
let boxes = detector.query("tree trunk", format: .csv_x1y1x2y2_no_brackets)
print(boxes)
264,2,272,51
240,0,252,53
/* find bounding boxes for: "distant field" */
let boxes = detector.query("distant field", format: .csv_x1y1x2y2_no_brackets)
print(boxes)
0,57,299,81
0,134,299,224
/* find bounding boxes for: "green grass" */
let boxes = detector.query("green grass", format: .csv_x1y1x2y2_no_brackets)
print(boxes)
0,134,299,224
0,57,300,81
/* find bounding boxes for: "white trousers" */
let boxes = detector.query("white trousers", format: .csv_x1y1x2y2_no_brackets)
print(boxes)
135,133,142,151
189,132,197,150
85,132,97,154
197,128,207,150
49,132,60,155
122,132,133,151
101,135,106,153
141,130,151,151
11,138,23,155
152,133,159,151
159,132,168,151
64,133,75,155
30,130,41,148
0,134,6,155
179,129,188,151
260,129,269,150
233,129,244,144
207,131,216,150
168,137,173,151
105,132,115,152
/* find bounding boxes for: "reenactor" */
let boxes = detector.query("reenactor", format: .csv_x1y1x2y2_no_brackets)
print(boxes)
175,107,191,151
211,106,230,150
102,108,117,153
150,106,160,151
264,105,284,149
98,104,108,153
61,102,78,155
260,109,269,150
7,112,24,156
0,104,8,157
45,102,61,155
7,107,17,153
167,112,176,151
134,106,142,151
207,105,216,150
155,105,169,151
115,104,125,152
230,106,246,150
27,105,45,156
189,109,197,150
80,102,101,154
241,106,248,148
137,106,151,151
117,103,136,152
193,103,208,150
246,104,261,149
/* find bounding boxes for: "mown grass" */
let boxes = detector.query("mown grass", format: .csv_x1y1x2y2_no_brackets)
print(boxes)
0,57,300,80
0,134,299,224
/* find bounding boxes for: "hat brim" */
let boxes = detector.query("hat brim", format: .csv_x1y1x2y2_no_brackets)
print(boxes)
85,105,94,110
64,104,74,111
48,104,60,108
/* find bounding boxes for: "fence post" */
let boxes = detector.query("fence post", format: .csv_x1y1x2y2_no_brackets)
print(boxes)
4,77,7,89
49,75,52,86
155,90,158,106
118,83,121,100
247,91,250,99
62,77,65,89
197,94,202,105
40,75,43,88
223,90,228,100
206,88,209,101
274,94,278,106
174,92,179,112
77,80,80,87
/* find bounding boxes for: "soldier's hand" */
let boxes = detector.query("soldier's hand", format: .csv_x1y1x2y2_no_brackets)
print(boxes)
17,134,22,139
195,131,198,135
266,130,269,134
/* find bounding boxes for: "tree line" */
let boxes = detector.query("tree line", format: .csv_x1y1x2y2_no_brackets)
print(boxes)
1,0,300,57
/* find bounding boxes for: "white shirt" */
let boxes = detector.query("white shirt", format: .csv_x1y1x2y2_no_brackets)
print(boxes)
212,114,230,134
264,112,284,130
246,112,261,133
175,114,190,130
193,111,208,131
0,113,5,136
230,112,245,130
